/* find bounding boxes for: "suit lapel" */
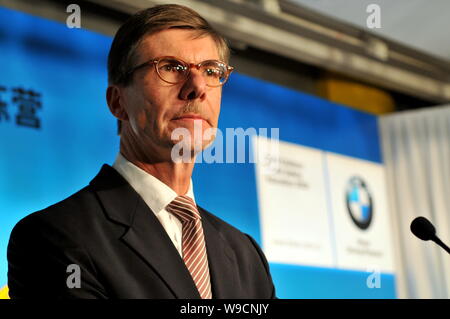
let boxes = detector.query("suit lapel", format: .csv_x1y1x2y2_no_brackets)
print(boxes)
90,164,200,299
199,207,241,299
121,199,201,299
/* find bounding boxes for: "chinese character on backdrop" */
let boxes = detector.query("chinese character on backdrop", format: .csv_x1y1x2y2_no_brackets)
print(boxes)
0,86,9,122
12,87,42,129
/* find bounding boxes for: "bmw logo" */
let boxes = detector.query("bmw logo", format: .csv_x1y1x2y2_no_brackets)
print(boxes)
345,176,373,230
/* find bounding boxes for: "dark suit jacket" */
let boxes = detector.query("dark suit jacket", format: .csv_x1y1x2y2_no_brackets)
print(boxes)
7,164,276,299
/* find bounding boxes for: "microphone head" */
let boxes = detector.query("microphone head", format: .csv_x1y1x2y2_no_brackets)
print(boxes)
410,216,436,241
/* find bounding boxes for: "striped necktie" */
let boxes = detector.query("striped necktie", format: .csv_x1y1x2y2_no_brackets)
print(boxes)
166,195,212,299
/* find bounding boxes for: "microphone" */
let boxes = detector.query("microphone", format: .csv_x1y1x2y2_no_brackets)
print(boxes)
410,216,450,255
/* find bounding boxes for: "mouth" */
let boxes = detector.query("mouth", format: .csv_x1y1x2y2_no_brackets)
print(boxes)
172,113,210,125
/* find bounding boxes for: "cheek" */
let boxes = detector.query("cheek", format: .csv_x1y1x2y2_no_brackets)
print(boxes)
127,81,179,134
127,96,156,136
136,110,148,130
210,91,222,120
128,108,147,137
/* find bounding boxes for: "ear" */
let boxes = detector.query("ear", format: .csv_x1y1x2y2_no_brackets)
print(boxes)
106,85,129,121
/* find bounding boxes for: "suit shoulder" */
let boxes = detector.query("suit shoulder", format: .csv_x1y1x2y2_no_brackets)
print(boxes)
10,185,97,240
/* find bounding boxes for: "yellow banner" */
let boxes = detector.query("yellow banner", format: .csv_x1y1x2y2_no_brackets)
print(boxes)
0,285,9,299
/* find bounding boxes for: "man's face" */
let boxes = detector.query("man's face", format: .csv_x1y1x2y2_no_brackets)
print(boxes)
118,29,223,160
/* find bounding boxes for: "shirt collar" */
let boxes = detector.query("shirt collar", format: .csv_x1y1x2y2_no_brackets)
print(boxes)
112,153,196,216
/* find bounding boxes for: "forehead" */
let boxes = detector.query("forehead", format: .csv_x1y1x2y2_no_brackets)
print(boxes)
137,29,220,63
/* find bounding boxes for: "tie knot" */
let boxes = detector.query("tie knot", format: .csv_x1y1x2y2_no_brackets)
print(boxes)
166,195,201,223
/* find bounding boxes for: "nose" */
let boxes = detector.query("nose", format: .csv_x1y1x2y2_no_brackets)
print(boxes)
178,68,207,101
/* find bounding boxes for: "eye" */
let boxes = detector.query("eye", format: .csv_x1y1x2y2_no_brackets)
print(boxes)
203,66,224,78
205,68,217,77
159,61,186,73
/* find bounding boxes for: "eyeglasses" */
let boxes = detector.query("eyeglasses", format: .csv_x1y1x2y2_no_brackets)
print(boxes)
127,56,234,87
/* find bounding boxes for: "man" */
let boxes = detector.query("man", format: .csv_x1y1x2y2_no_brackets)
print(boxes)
7,4,276,299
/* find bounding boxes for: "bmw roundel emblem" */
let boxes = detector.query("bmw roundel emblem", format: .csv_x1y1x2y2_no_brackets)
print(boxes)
345,176,373,230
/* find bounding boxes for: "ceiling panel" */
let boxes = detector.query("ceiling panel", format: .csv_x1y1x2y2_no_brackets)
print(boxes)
290,0,450,61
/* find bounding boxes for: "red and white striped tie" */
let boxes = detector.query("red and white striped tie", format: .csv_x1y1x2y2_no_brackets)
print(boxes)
166,195,212,299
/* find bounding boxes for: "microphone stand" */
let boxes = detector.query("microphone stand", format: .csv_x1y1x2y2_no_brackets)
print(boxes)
432,236,450,255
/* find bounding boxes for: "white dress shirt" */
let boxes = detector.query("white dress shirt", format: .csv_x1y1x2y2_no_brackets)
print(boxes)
112,153,196,258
